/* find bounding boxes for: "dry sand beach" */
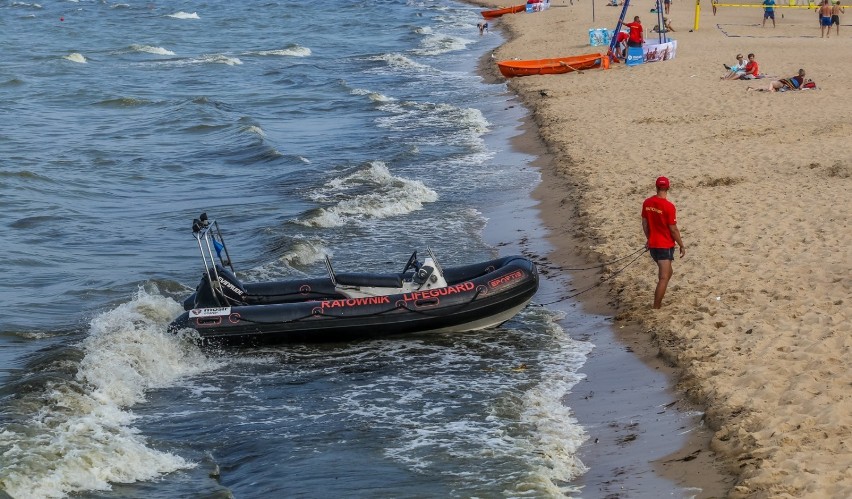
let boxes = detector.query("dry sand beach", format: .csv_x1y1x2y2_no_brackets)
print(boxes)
468,0,851,497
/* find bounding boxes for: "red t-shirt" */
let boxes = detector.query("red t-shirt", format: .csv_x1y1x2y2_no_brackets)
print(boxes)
616,31,629,43
642,195,677,248
745,60,759,76
623,22,643,44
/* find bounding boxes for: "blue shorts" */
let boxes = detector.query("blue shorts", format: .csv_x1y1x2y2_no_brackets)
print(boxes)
764,11,774,19
821,16,832,26
649,247,675,261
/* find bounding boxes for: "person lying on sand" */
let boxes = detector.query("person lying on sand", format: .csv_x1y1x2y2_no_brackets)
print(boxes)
747,69,815,92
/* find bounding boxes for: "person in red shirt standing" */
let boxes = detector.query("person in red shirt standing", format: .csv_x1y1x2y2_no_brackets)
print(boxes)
623,16,645,48
641,176,686,309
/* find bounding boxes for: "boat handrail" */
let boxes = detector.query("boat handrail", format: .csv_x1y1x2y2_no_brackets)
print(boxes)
191,213,237,306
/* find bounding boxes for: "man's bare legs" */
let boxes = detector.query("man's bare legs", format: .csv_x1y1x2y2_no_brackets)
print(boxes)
654,259,673,309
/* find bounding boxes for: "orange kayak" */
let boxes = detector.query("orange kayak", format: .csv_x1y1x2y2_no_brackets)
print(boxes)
481,5,526,18
496,53,605,78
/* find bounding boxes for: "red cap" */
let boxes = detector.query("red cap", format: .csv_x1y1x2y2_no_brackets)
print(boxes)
655,176,670,190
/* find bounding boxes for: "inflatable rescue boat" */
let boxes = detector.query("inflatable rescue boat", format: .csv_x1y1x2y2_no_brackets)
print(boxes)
169,214,539,346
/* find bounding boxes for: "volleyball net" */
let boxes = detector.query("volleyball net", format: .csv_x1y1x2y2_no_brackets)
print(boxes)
693,0,839,30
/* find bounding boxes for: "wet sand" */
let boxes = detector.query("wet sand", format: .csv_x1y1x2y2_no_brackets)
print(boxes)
469,0,851,497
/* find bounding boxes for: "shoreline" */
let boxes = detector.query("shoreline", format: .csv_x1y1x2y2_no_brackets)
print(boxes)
472,6,733,496
508,109,733,497
469,0,851,497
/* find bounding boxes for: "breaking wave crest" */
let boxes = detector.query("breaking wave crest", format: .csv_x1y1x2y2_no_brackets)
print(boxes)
296,161,438,228
0,289,221,499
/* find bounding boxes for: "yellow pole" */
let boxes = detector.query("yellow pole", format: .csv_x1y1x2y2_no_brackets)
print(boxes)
694,0,701,31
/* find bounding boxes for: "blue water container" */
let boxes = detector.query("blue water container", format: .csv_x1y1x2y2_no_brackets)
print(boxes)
626,45,644,66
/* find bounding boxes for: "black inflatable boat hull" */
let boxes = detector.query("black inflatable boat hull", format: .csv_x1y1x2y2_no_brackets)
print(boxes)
170,256,538,346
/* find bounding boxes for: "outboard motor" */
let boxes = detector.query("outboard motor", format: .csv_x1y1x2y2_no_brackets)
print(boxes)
189,264,248,308
412,256,447,290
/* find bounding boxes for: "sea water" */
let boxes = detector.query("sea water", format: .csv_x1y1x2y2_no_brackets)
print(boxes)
0,1,604,496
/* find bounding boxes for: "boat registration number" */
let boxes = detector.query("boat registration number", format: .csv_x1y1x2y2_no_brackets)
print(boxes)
189,307,232,318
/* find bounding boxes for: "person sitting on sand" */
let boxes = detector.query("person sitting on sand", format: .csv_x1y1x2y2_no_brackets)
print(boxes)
739,53,760,79
747,69,813,92
721,53,747,79
652,17,676,33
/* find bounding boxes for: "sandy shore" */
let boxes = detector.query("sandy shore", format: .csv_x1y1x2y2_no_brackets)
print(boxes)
468,1,851,497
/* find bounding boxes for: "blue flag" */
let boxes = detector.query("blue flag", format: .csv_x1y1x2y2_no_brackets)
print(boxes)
212,238,224,259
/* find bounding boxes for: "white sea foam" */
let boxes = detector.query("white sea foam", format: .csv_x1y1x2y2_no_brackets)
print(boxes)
368,53,432,72
279,239,329,267
167,11,199,19
512,311,593,495
64,52,87,63
244,239,330,281
129,44,175,56
156,54,242,67
350,87,395,103
413,33,473,56
337,308,592,495
253,46,311,57
203,54,241,65
243,125,265,137
0,289,221,499
297,161,437,228
376,100,489,147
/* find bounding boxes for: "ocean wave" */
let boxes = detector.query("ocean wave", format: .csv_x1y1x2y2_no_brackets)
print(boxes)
0,289,221,499
167,11,199,19
161,54,243,67
252,46,312,57
512,309,592,495
10,2,42,9
243,239,331,281
333,307,592,495
129,44,175,56
242,125,265,137
94,97,151,107
197,54,242,65
376,100,489,147
296,161,438,228
412,33,473,56
64,52,87,63
350,87,395,103
367,52,433,72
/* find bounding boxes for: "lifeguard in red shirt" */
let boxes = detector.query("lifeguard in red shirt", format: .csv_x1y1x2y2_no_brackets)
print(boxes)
623,16,645,47
641,176,686,309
